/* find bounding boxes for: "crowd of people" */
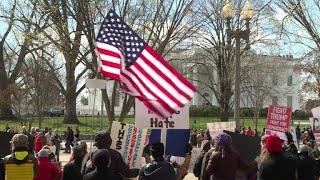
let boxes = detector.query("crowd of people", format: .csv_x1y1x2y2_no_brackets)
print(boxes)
0,123,320,180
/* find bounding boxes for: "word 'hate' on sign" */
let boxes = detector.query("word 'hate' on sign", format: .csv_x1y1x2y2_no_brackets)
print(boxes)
150,118,174,128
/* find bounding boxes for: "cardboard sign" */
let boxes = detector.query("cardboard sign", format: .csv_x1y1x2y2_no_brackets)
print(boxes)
265,105,292,140
85,79,107,89
135,100,189,129
110,121,147,169
224,130,261,162
207,121,236,138
149,129,190,157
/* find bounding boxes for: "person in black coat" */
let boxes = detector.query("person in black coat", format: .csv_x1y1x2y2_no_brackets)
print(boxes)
297,145,317,180
62,144,86,180
193,140,211,179
259,135,298,180
83,149,121,180
65,127,74,153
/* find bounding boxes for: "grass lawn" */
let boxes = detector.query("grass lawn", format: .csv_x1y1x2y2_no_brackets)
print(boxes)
0,116,310,135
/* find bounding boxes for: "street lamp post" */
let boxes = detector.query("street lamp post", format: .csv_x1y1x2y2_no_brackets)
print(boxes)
222,0,254,130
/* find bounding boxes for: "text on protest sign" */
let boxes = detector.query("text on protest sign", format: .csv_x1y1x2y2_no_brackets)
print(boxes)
110,121,147,169
311,106,320,150
135,100,189,129
265,105,292,140
207,121,235,138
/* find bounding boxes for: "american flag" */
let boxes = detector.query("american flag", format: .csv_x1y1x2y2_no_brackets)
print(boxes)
96,10,196,118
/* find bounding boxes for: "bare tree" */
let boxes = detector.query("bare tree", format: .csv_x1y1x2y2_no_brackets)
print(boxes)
0,0,44,120
277,0,320,100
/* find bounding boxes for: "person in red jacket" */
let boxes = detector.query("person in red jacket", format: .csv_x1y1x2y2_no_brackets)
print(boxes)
34,132,44,153
36,149,62,180
246,127,255,137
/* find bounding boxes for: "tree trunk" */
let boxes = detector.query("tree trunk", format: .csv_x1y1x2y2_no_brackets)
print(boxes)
220,102,230,122
0,93,16,120
63,60,79,124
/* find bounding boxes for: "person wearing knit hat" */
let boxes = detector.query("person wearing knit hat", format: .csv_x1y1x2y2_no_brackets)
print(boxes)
258,134,297,180
3,134,38,180
203,132,254,180
36,149,62,180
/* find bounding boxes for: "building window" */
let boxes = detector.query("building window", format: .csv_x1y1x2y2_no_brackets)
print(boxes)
287,75,293,86
272,96,278,105
287,96,293,107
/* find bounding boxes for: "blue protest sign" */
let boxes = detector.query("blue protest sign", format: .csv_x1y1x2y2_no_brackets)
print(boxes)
150,129,190,157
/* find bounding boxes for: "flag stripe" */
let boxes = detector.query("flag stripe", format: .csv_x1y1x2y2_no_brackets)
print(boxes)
139,53,190,104
99,54,121,64
144,46,196,97
101,60,121,69
96,42,122,58
120,72,171,117
122,68,175,116
100,70,120,80
132,60,184,108
129,62,180,112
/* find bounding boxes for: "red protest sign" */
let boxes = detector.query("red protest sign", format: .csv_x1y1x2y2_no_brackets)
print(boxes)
265,105,292,140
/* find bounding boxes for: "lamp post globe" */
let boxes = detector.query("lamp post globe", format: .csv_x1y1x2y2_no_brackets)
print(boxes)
222,0,234,19
241,0,254,20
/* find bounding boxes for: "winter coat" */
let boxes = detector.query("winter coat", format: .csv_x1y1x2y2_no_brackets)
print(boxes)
81,149,130,178
83,168,121,180
203,148,250,180
193,151,206,178
36,157,62,180
34,135,43,153
62,159,83,180
259,151,297,180
297,153,317,180
138,160,176,180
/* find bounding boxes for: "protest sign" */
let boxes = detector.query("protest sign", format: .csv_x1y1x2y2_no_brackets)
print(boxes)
149,129,190,157
224,130,261,162
85,79,107,89
110,121,147,169
135,100,189,129
310,106,320,150
265,105,292,140
0,132,13,158
207,121,236,138
289,126,299,148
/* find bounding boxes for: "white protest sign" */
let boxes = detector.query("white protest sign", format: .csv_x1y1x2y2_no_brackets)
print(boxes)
207,121,236,138
85,79,107,89
110,121,147,169
310,106,320,150
135,100,189,129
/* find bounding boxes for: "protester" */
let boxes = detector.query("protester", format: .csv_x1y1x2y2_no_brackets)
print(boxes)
3,134,38,180
297,145,317,180
296,125,301,146
52,129,62,161
81,131,131,178
75,128,80,142
63,144,86,180
45,128,54,145
193,140,211,179
139,143,176,180
83,149,121,180
246,126,255,136
5,124,10,132
34,132,44,154
202,132,255,180
200,140,216,180
65,127,74,153
36,149,62,180
205,130,212,141
240,127,247,135
190,129,198,147
258,134,297,180
197,130,205,148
